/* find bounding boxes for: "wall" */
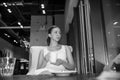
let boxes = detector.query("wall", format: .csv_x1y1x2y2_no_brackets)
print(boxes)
30,16,52,46
55,15,66,44
30,15,66,47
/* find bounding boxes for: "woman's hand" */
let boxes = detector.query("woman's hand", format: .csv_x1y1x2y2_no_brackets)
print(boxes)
51,59,65,66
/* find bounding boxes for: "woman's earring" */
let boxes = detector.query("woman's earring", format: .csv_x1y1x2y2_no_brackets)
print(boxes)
48,34,51,38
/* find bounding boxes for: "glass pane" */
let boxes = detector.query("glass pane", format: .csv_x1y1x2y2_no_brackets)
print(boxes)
102,0,120,70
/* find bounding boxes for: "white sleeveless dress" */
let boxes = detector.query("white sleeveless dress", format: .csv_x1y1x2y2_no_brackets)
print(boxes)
34,45,68,75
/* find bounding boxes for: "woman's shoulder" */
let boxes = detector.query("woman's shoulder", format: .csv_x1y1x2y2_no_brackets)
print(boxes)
41,46,50,56
62,45,73,52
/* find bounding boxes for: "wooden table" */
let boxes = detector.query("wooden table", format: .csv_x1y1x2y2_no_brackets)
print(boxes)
0,74,97,80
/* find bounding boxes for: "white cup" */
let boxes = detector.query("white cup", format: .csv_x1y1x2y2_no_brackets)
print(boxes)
49,53,57,63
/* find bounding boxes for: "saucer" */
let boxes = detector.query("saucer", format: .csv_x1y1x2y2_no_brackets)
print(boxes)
52,70,77,76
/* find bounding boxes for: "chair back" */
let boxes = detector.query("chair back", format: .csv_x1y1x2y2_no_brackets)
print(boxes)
28,46,45,73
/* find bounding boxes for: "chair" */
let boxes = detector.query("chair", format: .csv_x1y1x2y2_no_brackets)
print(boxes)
27,46,45,75
27,45,76,75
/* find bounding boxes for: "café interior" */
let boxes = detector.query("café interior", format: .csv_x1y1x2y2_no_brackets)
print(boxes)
0,0,120,79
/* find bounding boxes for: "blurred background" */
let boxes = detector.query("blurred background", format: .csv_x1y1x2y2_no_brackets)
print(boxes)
0,0,120,75
0,0,66,59
0,0,66,75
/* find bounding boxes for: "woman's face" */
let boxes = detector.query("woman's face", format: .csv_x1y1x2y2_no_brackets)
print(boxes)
49,27,61,42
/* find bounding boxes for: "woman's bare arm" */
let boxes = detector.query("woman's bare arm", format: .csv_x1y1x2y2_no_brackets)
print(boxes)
37,50,47,69
62,46,75,70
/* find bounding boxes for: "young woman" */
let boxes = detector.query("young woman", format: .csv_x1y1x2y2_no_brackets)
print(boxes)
28,25,75,75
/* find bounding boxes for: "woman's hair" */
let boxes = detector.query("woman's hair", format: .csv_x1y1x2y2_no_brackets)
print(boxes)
47,25,59,45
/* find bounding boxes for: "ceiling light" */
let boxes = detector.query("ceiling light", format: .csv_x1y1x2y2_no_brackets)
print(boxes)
113,21,118,25
14,40,18,43
41,4,45,9
7,9,12,13
42,10,46,14
12,3,15,6
4,33,10,37
7,35,10,38
20,25,23,28
117,34,120,37
3,2,7,7
4,33,7,36
14,40,16,42
4,33,10,38
18,22,21,25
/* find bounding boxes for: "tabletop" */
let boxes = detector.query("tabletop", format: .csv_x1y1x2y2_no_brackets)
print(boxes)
1,72,120,80
0,74,97,80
